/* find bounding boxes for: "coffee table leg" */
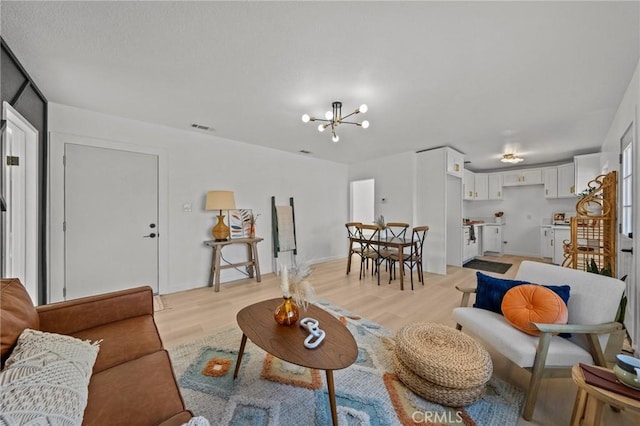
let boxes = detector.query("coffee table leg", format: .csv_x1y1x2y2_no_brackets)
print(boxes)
325,370,338,426
233,334,248,379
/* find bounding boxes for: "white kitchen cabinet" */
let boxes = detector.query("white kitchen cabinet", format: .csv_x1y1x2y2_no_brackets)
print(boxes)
474,174,489,200
574,153,600,195
502,168,542,186
463,171,489,201
543,168,558,198
463,170,475,200
463,226,480,262
446,148,465,178
482,224,502,255
557,163,576,198
540,226,554,258
488,173,503,200
552,227,571,265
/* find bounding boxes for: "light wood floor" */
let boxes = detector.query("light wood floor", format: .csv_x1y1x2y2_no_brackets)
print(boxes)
155,255,637,426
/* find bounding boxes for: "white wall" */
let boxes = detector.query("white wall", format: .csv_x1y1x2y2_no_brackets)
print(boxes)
348,151,415,225
48,103,348,298
464,186,577,257
599,59,639,353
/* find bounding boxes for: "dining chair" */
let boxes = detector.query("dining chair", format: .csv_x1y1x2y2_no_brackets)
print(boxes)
382,222,410,274
357,224,384,285
345,222,363,274
388,226,429,289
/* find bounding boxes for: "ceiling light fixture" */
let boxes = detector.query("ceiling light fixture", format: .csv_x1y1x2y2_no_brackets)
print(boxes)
301,101,369,143
501,153,524,164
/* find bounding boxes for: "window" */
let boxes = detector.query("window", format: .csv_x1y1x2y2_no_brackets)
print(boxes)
621,124,633,238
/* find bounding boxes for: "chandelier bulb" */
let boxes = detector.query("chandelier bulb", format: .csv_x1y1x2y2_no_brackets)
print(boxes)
301,114,310,123
332,134,339,143
361,120,370,129
359,104,368,114
318,124,325,132
325,111,334,120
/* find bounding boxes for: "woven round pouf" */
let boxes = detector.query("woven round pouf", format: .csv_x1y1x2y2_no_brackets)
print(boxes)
394,322,492,405
393,352,484,407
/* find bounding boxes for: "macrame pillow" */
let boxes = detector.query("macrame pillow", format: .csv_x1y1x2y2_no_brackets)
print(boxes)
0,329,100,425
501,284,568,336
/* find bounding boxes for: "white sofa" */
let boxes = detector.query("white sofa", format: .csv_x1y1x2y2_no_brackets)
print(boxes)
453,260,626,420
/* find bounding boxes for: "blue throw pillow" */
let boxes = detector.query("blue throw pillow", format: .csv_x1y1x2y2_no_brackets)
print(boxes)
473,272,529,314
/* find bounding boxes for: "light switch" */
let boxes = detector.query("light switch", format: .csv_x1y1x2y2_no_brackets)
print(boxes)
183,203,192,212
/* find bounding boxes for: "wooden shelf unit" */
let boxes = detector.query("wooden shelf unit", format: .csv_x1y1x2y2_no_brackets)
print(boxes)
564,171,617,275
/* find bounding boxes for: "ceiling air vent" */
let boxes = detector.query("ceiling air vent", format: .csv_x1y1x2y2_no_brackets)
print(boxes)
190,123,215,132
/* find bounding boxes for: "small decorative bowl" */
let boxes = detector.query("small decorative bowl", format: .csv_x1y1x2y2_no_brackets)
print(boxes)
614,354,640,390
616,354,640,374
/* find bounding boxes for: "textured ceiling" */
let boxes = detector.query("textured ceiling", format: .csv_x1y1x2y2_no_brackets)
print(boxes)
2,1,639,169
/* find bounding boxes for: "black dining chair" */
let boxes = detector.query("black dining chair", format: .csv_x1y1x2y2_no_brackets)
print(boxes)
388,225,429,289
357,224,384,285
345,222,363,274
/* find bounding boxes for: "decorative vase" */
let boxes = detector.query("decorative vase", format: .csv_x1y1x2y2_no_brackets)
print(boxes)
274,296,299,326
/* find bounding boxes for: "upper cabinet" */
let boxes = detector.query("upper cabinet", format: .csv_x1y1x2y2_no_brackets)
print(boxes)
543,163,575,198
463,171,489,200
557,163,576,198
502,168,542,186
474,173,489,200
463,170,475,200
543,167,558,198
488,173,503,200
446,148,465,178
574,153,601,195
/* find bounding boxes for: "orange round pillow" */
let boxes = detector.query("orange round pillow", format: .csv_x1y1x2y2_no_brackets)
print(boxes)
501,284,568,336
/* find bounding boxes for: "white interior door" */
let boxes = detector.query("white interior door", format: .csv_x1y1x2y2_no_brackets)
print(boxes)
64,144,158,299
1,102,38,304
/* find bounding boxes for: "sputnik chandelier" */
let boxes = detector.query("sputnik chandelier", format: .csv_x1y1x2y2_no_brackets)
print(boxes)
301,101,369,143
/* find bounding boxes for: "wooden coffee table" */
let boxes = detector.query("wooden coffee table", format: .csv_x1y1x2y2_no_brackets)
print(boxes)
233,298,358,426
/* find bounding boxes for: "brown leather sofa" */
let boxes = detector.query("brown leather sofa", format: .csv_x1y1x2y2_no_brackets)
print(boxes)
0,278,193,425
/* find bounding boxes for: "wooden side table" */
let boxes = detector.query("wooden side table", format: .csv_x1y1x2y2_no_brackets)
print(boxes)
204,237,263,292
571,364,640,425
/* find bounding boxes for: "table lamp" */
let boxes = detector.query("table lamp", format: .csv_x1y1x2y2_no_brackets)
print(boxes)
205,190,236,241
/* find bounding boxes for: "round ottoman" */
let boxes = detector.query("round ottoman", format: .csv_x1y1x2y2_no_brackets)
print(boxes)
394,322,493,406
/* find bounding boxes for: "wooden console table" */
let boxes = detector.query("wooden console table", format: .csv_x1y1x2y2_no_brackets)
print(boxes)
204,237,263,292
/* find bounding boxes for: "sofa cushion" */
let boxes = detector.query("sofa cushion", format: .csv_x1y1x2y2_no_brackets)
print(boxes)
0,329,99,425
83,350,187,426
501,284,568,336
0,278,39,362
69,315,164,374
515,260,625,326
452,307,594,367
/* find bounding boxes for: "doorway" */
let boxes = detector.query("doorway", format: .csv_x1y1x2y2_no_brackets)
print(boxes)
1,102,38,304
64,144,159,299
350,179,374,223
619,121,636,352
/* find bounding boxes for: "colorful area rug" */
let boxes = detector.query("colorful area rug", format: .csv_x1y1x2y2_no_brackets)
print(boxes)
463,259,513,274
168,301,524,425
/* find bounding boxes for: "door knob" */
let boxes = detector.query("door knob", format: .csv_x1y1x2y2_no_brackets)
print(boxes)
150,223,156,228
144,233,157,238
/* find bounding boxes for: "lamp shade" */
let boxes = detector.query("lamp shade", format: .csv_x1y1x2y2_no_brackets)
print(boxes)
205,191,236,211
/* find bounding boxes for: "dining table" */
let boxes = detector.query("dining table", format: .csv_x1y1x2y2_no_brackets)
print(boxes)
346,235,417,291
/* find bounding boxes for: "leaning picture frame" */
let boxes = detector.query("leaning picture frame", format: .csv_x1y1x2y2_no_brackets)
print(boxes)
229,209,252,239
